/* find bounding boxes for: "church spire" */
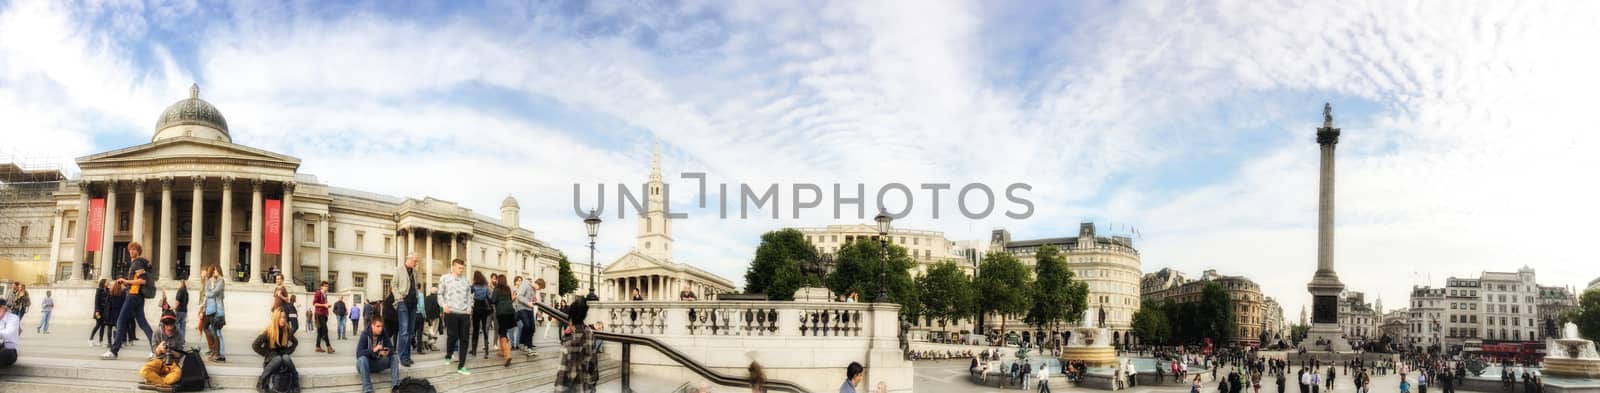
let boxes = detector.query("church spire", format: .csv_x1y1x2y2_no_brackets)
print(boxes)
649,138,662,182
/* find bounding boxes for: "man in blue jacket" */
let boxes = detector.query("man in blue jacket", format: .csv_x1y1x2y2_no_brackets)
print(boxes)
357,318,401,393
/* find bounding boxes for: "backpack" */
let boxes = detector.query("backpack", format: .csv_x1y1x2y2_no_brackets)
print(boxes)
392,377,437,393
175,349,210,392
264,359,301,393
135,258,158,299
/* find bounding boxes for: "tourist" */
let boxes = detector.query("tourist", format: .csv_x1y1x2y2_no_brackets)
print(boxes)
515,277,540,355
1011,360,1021,387
1309,369,1320,393
750,361,767,392
413,283,427,354
631,288,643,301
347,296,362,341
138,314,185,389
1418,369,1428,393
1326,366,1335,391
202,265,227,362
1192,375,1204,393
1276,366,1287,393
333,295,348,340
313,281,334,353
356,317,400,393
470,271,490,358
35,290,52,334
493,274,515,367
1400,375,1411,393
0,299,19,367
839,361,865,393
285,294,301,334
103,241,155,360
556,297,598,392
1022,361,1033,390
440,258,472,375
90,279,110,347
426,286,442,339
273,274,290,310
169,280,188,343
253,309,299,391
8,283,27,322
392,253,419,367
1037,361,1051,393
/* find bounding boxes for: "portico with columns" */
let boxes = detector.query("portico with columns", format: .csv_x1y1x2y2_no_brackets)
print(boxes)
597,141,736,301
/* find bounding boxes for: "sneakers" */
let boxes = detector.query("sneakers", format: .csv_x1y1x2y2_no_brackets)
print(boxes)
89,339,97,347
457,367,472,376
100,351,117,360
402,359,414,367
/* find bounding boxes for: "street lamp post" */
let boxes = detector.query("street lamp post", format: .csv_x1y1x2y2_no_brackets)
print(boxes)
874,209,892,303
585,209,602,301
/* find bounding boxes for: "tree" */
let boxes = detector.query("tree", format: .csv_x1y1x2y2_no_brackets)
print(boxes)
1025,245,1089,338
556,252,579,297
974,251,1032,335
1290,324,1311,346
744,229,820,300
1573,288,1600,341
918,261,975,333
1197,281,1237,343
1131,301,1172,345
824,239,918,315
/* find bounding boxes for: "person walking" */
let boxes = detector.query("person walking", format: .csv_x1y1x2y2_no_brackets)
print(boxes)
333,295,348,340
202,265,227,362
493,274,516,367
392,253,419,367
0,299,20,367
515,277,540,355
440,258,472,376
556,298,598,393
313,282,334,353
469,271,491,358
35,291,52,334
90,279,110,347
102,241,155,360
173,280,188,341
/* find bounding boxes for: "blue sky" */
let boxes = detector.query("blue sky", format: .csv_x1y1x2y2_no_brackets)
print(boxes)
4,0,1600,318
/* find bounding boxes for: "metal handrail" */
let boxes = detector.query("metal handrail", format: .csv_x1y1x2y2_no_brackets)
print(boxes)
537,302,813,393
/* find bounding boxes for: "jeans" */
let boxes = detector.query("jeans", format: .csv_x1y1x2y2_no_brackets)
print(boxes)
445,313,470,369
397,305,414,363
358,355,400,393
315,315,331,348
337,316,347,339
37,310,51,332
517,310,535,348
207,313,225,357
1039,380,1051,393
110,296,154,355
259,355,295,389
174,311,187,342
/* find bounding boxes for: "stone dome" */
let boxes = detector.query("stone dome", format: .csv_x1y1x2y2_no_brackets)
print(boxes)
153,84,231,142
501,194,520,209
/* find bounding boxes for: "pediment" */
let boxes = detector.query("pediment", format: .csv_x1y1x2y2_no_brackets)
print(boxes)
602,251,673,274
77,137,300,169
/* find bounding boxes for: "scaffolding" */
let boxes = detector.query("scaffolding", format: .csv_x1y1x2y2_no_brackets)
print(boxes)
0,152,70,283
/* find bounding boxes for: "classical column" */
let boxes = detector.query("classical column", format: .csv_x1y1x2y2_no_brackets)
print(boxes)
219,178,234,282
131,178,145,245
406,228,416,285
47,208,63,283
159,176,175,281
318,215,329,285
424,230,435,289
281,181,295,285
449,233,458,270
189,176,203,283
249,178,263,284
74,182,90,281
99,180,118,280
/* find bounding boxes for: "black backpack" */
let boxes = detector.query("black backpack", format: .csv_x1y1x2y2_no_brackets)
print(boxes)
135,258,158,299
175,349,209,392
264,359,301,393
392,377,436,393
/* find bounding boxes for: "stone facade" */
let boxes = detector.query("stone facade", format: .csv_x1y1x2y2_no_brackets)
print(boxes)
599,143,736,302
1406,266,1565,352
1337,291,1379,343
991,223,1141,343
788,224,980,337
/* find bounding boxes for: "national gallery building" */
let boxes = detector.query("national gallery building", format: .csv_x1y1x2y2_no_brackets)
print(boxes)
1,85,579,311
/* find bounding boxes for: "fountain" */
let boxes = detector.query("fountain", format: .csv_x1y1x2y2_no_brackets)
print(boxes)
1062,309,1118,368
1544,323,1600,379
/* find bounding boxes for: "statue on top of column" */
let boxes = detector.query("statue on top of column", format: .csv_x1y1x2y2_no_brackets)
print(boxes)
1323,102,1334,128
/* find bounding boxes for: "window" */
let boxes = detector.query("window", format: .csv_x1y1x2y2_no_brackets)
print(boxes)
831,235,836,242
353,273,367,288
1512,305,1519,313
355,231,366,251
329,229,337,249
66,220,76,239
913,237,919,245
385,236,393,254
1471,303,1477,310
1451,303,1457,310
481,248,487,264
1471,315,1478,323
327,270,338,291
305,223,315,241
381,275,393,291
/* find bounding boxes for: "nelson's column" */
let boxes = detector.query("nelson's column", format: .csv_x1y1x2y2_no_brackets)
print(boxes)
1307,103,1353,352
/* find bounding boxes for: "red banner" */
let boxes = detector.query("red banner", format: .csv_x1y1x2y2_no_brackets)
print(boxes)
264,199,282,255
86,198,106,252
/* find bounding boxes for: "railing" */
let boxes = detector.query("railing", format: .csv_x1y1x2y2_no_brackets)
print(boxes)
536,301,812,393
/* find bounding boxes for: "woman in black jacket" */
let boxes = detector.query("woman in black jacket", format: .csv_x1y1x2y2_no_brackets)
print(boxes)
89,279,110,347
253,309,299,390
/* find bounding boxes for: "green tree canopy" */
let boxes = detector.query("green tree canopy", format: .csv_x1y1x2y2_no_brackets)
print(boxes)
974,251,1032,334
917,261,975,331
824,239,918,316
743,229,819,300
557,252,579,297
1573,288,1600,341
1025,245,1089,333
1131,300,1172,345
1197,281,1238,343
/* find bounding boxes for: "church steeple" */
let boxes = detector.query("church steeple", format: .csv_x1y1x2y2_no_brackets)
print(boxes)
636,138,673,260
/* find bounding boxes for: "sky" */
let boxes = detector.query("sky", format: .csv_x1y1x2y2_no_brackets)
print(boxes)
3,0,1599,320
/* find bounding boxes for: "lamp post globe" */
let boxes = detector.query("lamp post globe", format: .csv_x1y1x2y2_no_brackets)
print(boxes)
585,209,602,301
874,209,892,303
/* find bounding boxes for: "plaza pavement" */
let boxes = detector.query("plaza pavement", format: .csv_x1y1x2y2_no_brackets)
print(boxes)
912,358,1524,393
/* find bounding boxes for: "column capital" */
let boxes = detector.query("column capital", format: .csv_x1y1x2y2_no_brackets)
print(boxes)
221,176,235,190
250,177,264,190
127,177,143,186
191,175,205,186
159,176,174,189
282,180,297,192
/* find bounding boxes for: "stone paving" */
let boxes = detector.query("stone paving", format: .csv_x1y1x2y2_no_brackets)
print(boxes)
912,358,1524,393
